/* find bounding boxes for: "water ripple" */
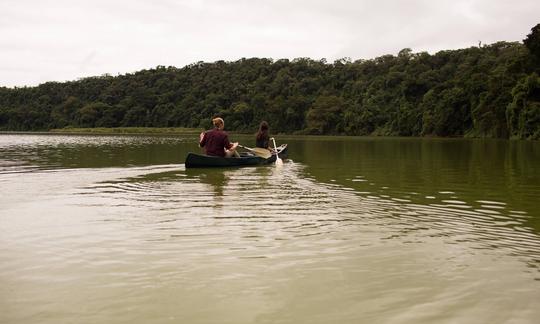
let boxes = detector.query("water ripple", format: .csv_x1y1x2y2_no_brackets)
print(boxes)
59,162,540,271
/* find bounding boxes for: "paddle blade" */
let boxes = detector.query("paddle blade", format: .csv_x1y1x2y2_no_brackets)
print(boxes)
250,147,272,159
270,137,283,166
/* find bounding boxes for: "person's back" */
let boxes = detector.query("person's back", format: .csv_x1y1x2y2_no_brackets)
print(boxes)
255,121,270,149
200,128,230,157
199,117,238,157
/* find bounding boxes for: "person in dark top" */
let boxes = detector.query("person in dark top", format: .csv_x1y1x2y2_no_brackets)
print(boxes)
199,117,238,157
255,121,270,149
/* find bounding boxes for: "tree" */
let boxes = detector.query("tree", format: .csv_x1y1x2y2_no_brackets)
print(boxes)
524,23,540,60
150,103,174,127
76,103,105,128
229,102,253,130
121,105,148,127
50,96,82,128
507,73,540,139
305,95,345,134
0,39,538,139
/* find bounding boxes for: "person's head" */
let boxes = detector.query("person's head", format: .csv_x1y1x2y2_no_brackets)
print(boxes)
212,117,224,130
258,121,269,132
256,120,269,140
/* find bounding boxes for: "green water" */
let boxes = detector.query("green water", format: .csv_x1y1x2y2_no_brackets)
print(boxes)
1,134,539,324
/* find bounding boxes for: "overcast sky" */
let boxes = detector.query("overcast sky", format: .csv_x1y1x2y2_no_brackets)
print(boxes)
1,0,538,88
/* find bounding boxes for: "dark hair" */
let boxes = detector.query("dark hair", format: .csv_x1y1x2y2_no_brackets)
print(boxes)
256,121,269,141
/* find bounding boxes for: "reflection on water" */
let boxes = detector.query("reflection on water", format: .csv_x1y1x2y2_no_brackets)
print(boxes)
0,133,195,172
285,136,540,231
1,134,539,324
75,163,540,269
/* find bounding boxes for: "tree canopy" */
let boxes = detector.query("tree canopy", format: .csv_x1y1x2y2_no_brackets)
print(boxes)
1,26,540,139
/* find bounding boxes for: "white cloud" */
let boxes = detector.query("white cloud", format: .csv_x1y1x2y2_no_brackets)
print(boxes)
1,0,539,87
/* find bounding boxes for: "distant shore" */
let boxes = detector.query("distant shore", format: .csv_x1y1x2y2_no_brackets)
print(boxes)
47,127,204,135
1,128,529,141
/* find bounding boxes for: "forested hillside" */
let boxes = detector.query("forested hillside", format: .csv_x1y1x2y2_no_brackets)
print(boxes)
1,24,539,139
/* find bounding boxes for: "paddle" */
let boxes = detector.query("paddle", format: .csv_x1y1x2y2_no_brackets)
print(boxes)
238,145,272,159
271,137,283,166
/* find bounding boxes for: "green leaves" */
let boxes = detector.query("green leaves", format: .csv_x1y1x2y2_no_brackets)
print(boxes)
524,23,540,61
1,26,540,139
507,73,540,139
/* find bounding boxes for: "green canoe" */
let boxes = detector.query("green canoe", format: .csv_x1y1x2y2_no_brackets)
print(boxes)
185,144,288,168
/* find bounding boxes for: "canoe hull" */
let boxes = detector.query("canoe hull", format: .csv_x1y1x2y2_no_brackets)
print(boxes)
185,144,288,168
185,153,272,168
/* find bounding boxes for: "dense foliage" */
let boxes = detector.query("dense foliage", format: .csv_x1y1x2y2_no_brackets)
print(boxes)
1,26,539,139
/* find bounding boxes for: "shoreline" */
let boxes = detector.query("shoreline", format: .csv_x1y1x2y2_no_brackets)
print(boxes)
0,127,203,136
0,128,532,141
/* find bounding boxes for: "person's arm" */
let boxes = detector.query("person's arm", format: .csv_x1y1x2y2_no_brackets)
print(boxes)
199,132,206,147
223,133,239,151
224,134,232,150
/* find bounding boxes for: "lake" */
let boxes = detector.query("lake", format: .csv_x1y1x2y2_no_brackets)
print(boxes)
1,133,539,323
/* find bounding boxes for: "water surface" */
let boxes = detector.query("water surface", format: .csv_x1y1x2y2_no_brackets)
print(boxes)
1,134,539,323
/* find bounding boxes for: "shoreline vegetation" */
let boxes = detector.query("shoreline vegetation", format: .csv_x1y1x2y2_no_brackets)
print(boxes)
48,127,203,135
1,24,539,140
0,127,481,139
0,127,285,137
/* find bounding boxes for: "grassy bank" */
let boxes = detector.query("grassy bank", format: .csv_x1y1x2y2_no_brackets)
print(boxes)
49,127,203,135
